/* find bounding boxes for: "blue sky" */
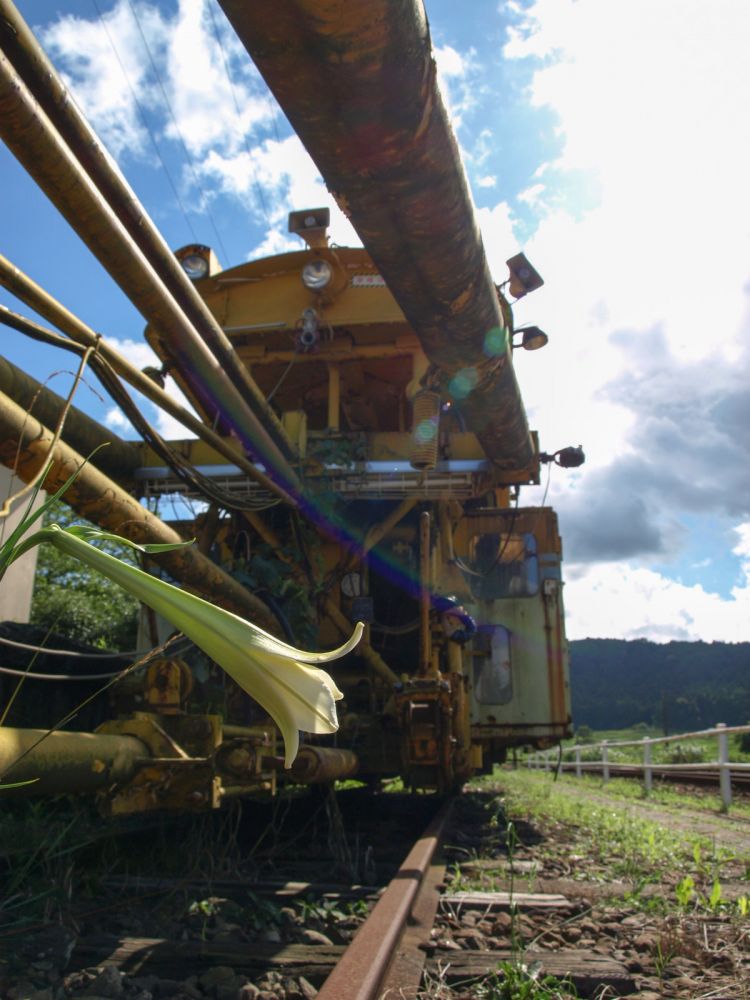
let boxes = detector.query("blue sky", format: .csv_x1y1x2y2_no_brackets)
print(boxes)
2,0,750,642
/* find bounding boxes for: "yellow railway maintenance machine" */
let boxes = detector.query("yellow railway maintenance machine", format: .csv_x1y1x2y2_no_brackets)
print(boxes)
136,216,579,794
0,0,582,809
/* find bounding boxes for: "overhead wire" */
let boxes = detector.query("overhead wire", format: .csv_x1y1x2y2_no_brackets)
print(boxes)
122,0,231,263
0,664,134,681
89,0,199,247
206,0,271,227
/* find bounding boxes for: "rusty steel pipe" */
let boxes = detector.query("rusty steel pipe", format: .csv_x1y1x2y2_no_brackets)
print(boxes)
0,353,140,482
316,798,453,1000
0,727,147,795
0,0,292,462
0,388,280,631
0,278,294,506
218,0,534,471
0,49,301,498
264,745,360,783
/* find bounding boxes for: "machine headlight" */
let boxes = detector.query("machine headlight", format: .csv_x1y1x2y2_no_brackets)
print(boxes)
181,253,210,280
301,259,332,290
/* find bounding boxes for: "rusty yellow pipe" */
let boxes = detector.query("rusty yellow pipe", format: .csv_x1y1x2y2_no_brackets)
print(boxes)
286,745,359,783
361,496,417,556
0,353,140,483
419,510,432,676
0,389,280,631
218,0,534,472
0,273,295,506
327,363,340,431
0,50,300,497
0,727,148,794
0,0,293,463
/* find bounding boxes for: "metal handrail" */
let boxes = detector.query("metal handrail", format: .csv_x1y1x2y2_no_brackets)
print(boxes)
526,722,750,811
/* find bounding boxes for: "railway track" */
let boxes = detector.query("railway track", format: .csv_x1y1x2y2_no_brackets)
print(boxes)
4,784,748,998
559,762,750,792
1,790,638,999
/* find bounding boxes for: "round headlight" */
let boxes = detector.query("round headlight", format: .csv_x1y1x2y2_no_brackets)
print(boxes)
301,259,332,291
181,253,209,280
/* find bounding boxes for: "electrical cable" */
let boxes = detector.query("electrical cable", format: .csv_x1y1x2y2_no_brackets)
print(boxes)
485,492,521,575
265,353,297,404
0,633,193,659
369,617,420,635
0,664,135,681
93,351,282,512
0,635,143,658
541,459,553,507
0,306,281,512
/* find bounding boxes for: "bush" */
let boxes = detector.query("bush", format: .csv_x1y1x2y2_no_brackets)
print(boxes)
664,742,706,764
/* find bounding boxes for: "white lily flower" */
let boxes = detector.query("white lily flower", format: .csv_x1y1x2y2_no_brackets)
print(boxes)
19,525,362,767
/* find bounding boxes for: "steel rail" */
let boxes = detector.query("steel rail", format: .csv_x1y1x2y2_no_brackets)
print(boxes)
568,763,750,789
316,797,453,1000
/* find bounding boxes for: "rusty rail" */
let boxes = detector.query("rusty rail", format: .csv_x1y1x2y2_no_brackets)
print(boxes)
316,797,453,1000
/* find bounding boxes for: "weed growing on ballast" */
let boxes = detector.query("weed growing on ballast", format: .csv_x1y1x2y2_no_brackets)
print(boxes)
470,960,578,999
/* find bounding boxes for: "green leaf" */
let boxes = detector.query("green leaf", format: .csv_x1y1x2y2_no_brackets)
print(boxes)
0,778,40,790
709,879,723,910
64,525,194,554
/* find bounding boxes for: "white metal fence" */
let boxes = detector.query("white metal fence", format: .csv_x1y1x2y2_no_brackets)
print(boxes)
527,723,750,811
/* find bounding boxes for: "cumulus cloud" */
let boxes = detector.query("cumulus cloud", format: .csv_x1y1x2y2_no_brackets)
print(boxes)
434,43,480,128
39,0,295,234
40,1,157,159
565,526,750,642
491,0,750,638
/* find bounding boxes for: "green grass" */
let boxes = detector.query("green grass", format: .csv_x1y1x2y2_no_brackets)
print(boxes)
478,769,744,885
468,961,578,999
533,769,750,821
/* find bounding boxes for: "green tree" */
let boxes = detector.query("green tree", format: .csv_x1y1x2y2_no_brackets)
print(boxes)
30,502,139,649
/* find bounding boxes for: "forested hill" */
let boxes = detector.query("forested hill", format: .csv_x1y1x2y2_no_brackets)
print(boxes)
569,639,750,732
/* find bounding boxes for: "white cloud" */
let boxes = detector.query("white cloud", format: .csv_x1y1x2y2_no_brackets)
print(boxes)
160,0,272,159
41,1,155,159
565,524,750,642
434,43,480,128
107,337,159,372
517,183,544,205
197,135,360,257
503,0,750,362
492,0,750,640
434,44,468,79
104,405,132,433
476,175,497,189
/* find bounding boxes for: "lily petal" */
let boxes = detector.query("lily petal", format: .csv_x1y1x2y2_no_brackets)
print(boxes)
40,525,362,767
